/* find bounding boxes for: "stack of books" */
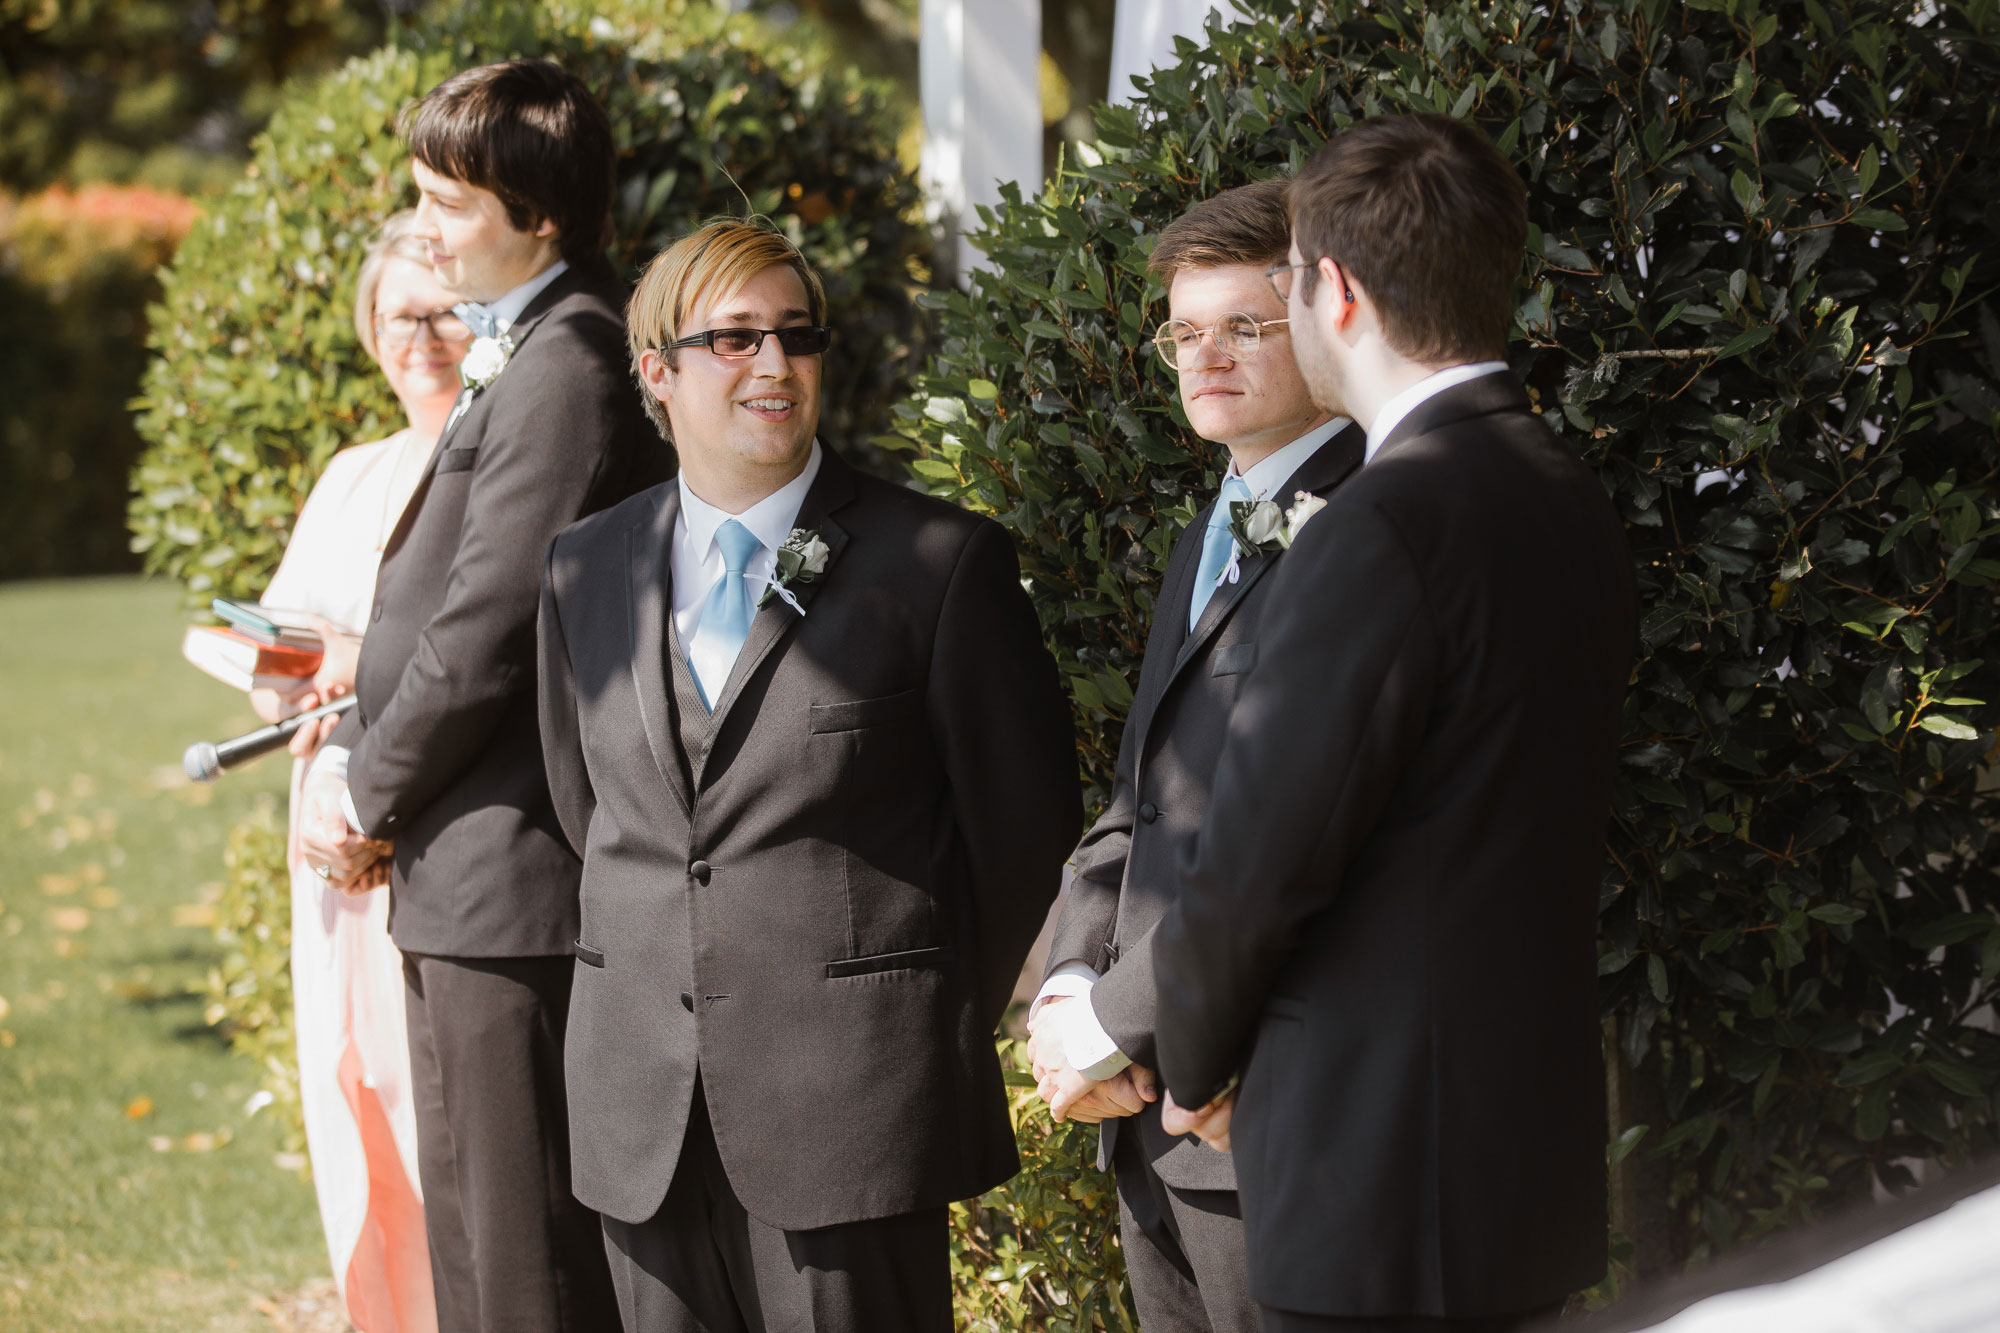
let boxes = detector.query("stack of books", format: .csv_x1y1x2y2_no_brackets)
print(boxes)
182,600,326,692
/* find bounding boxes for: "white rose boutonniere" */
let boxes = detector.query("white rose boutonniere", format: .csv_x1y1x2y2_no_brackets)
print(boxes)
459,333,515,391
758,527,831,614
1218,498,1288,584
1284,490,1328,544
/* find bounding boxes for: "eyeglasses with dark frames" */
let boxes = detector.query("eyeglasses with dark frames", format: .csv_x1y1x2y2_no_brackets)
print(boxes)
1151,313,1289,371
375,307,474,348
666,326,833,359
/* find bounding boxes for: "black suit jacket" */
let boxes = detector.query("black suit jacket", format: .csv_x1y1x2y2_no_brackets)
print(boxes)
537,446,1080,1229
332,258,668,958
1043,424,1365,1191
1153,374,1635,1317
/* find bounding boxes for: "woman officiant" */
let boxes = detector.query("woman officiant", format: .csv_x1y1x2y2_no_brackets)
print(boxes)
247,210,467,1333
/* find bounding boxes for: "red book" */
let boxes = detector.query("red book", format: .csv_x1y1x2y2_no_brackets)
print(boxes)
182,625,324,692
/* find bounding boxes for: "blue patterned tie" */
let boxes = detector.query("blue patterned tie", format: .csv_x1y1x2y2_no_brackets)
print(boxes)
1188,475,1253,631
452,301,498,339
687,519,763,710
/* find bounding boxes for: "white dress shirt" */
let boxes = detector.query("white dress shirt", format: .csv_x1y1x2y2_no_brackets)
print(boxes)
317,258,575,835
1363,360,1509,464
1030,415,1350,1082
672,440,824,690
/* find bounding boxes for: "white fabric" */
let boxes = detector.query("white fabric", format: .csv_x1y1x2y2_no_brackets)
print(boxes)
263,437,435,1326
1364,361,1508,463
1229,416,1349,499
672,441,824,691
920,0,1043,278
1636,1183,2000,1331
1108,0,1249,104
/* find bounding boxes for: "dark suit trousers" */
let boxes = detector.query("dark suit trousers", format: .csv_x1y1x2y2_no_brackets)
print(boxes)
402,952,617,1333
601,1080,950,1333
1112,1118,1258,1333
1259,1305,1563,1332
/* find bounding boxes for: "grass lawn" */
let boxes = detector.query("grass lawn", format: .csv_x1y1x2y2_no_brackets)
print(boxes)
0,576,329,1330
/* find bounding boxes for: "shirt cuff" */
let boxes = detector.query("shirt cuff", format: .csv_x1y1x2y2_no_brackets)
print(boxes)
306,745,368,837
1033,966,1132,1081
339,788,367,838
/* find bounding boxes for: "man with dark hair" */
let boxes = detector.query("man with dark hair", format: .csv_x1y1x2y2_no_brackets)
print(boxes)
1152,114,1637,1331
298,58,666,1333
1025,176,1366,1333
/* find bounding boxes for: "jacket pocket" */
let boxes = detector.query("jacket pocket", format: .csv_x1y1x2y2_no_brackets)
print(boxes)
573,940,605,968
1210,642,1258,677
435,447,478,475
825,945,953,979
809,689,920,733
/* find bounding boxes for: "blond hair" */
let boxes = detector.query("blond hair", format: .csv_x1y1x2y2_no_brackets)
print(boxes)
626,217,829,441
353,210,434,363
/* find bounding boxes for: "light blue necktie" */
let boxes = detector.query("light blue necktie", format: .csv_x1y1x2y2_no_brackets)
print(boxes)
452,301,498,339
687,519,763,710
1188,475,1253,631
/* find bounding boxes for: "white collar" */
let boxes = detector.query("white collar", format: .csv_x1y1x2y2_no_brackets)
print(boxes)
1364,361,1508,463
1227,416,1352,501
677,440,824,557
485,259,570,333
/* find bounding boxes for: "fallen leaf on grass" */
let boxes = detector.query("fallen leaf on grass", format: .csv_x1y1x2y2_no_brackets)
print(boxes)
89,888,120,909
0,995,8,1020
48,908,89,932
125,1096,154,1119
148,1136,172,1153
185,1133,216,1153
51,937,77,957
0,1031,14,1048
274,1151,309,1171
39,874,77,897
171,904,217,928
79,861,104,884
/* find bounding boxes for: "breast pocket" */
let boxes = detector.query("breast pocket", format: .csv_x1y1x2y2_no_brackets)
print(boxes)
434,447,478,475
809,689,920,733
808,689,933,960
1210,642,1258,677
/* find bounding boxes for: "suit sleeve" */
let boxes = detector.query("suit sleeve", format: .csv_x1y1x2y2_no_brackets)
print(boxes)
927,520,1083,1033
1152,501,1437,1106
343,329,631,835
537,537,594,857
1038,721,1137,985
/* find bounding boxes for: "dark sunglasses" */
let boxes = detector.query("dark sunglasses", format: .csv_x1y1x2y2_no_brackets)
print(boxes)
666,326,833,359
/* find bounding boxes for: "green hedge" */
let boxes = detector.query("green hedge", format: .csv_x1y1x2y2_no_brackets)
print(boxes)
131,0,929,601
898,0,2000,1283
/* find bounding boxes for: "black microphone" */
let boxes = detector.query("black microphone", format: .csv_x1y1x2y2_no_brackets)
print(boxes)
183,694,359,782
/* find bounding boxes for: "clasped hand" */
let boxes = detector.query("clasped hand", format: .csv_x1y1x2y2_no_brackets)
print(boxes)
1025,996,1158,1124
298,767,392,896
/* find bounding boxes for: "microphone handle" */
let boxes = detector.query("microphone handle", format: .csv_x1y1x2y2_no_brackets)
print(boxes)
184,694,358,782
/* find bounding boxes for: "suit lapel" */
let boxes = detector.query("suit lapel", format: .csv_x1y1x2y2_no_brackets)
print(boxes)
626,486,692,816
1164,422,1367,687
704,449,858,733
1119,518,1203,772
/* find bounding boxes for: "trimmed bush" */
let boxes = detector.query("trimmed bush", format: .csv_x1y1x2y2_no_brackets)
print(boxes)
899,0,2000,1282
131,0,929,601
0,185,196,579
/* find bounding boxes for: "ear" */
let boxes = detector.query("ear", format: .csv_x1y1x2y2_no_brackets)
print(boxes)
534,215,558,240
1320,258,1362,333
639,346,675,408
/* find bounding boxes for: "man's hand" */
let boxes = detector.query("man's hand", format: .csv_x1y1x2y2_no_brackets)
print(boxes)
298,769,390,887
1162,1088,1235,1151
336,856,391,898
305,614,362,700
1025,996,1158,1123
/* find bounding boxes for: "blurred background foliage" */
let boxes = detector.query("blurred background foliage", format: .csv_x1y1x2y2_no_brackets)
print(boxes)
899,0,2000,1295
129,0,930,600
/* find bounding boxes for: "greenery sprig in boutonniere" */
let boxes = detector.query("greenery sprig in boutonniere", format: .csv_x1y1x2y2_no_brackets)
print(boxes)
758,527,831,614
459,332,515,391
1217,490,1332,585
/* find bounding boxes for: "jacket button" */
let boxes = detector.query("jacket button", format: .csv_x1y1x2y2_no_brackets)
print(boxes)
690,860,711,885
371,603,384,623
680,991,694,1012
1138,803,1159,824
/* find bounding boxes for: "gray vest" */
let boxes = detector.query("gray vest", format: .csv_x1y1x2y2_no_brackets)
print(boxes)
664,620,719,792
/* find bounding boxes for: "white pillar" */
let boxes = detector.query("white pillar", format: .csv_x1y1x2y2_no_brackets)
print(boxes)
1106,0,1249,105
921,0,1043,280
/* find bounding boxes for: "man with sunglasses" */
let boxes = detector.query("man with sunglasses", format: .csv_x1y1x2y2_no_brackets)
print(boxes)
535,218,1079,1333
1025,177,1366,1333
297,60,665,1332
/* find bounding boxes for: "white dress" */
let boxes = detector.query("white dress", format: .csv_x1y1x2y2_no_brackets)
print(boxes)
262,430,437,1333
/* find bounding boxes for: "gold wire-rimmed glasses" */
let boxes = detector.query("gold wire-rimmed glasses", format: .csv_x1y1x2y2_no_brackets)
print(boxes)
1264,259,1313,302
1151,313,1290,372
374,307,474,349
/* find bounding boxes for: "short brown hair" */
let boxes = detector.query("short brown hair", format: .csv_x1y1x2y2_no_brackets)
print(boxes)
1148,177,1293,283
627,218,830,441
1289,114,1527,362
406,60,615,268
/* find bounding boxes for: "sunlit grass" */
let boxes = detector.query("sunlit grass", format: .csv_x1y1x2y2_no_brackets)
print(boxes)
0,576,325,1329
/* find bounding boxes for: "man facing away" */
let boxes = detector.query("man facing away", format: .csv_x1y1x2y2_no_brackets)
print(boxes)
1152,114,1637,1332
536,218,1081,1333
1024,178,1367,1333
298,60,667,1332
